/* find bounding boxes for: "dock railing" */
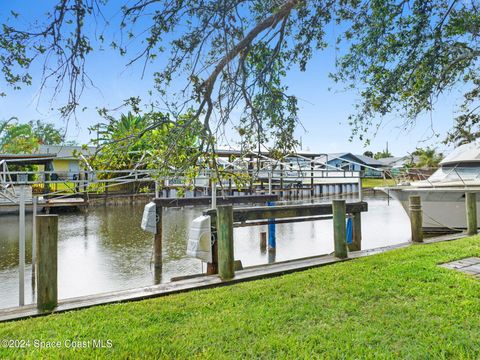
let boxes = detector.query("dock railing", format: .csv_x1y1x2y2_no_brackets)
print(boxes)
203,200,368,279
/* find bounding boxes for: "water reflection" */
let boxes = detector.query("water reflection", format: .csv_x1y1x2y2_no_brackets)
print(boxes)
0,193,410,309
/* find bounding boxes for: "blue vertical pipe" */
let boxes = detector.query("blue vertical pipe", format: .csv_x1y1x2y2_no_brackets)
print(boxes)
267,201,276,250
346,216,353,244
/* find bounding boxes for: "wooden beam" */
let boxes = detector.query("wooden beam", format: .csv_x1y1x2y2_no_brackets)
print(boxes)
154,194,278,207
204,202,368,222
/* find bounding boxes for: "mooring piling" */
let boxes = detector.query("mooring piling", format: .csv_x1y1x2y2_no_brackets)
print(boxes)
36,215,58,312
203,200,367,275
409,195,423,243
154,204,163,271
466,192,478,236
260,231,267,251
216,205,235,280
333,199,348,259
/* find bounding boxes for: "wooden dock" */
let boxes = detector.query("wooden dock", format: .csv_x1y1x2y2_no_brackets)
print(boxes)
0,232,465,323
43,197,87,208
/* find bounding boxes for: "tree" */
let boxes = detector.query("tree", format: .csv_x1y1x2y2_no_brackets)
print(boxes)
89,111,203,174
333,1,480,145
0,119,64,153
444,124,480,146
0,0,478,163
30,120,64,145
374,150,393,160
363,151,374,158
413,147,443,168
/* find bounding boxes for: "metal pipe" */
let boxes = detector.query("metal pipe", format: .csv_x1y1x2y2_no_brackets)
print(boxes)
19,187,25,306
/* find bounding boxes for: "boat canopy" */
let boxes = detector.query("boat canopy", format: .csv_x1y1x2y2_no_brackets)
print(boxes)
440,141,480,166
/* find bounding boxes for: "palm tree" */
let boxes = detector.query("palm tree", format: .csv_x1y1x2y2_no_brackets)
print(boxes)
452,128,480,147
414,147,443,168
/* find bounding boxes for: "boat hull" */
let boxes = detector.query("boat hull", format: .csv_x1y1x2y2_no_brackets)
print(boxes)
384,187,480,230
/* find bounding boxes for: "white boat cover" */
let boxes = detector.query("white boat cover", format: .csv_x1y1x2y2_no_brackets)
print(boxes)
440,141,480,166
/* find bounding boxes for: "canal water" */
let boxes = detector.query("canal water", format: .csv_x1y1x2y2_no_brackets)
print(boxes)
0,193,410,309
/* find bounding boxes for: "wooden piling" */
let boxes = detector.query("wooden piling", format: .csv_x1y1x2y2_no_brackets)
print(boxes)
216,205,235,280
154,205,163,270
260,231,267,251
280,164,284,198
466,192,478,236
358,176,363,201
36,215,58,311
409,195,423,243
332,200,348,259
348,212,362,251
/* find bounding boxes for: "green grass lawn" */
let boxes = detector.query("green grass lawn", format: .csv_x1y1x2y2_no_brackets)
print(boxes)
362,178,397,188
1,237,480,359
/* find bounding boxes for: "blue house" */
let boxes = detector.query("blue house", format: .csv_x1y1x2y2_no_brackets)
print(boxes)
316,153,387,178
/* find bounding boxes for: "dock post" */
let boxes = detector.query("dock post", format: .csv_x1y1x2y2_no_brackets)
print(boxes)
36,215,58,311
267,201,276,251
216,205,234,280
280,164,284,198
466,192,478,235
333,200,348,259
358,175,363,201
207,211,219,275
260,231,267,251
409,195,423,243
154,205,163,273
348,211,362,251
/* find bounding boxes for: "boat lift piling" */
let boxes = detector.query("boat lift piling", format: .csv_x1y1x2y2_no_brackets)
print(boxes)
333,200,348,259
409,195,423,243
204,201,368,277
466,192,478,236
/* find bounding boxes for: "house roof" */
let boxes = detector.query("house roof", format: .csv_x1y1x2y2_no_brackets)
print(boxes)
316,153,385,167
213,148,322,158
377,156,405,166
0,153,56,165
353,154,385,166
377,155,419,167
37,145,96,160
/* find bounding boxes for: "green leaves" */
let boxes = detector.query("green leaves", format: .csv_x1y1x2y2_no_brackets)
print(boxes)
88,110,204,181
0,118,64,153
413,147,443,168
334,0,480,143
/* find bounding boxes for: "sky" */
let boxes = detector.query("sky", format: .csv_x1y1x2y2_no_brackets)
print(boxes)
0,1,462,157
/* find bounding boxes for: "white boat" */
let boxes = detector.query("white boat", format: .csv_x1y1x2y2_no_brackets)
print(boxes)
381,142,480,232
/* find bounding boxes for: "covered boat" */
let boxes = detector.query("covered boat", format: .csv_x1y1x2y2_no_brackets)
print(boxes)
381,142,480,232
